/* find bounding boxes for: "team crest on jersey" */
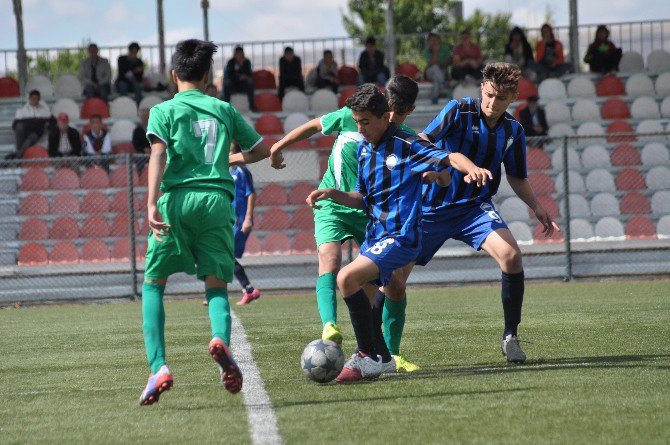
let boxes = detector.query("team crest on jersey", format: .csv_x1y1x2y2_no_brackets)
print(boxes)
385,154,399,170
472,126,479,134
506,137,514,150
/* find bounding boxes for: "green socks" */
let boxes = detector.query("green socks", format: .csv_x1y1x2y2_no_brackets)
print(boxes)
206,287,231,346
142,282,166,374
315,273,337,326
383,296,407,356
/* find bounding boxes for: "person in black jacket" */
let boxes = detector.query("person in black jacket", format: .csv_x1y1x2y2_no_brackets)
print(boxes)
358,36,389,86
48,113,81,158
278,47,304,99
132,107,151,173
584,25,622,74
223,46,256,111
116,42,144,104
504,27,540,81
519,96,548,147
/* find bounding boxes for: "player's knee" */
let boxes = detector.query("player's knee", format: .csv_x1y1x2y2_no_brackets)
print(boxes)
336,268,357,296
499,247,523,272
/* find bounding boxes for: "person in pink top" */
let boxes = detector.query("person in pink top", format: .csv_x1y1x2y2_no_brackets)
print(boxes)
451,30,484,82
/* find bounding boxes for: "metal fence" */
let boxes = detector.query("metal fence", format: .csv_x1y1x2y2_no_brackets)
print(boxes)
1,130,668,304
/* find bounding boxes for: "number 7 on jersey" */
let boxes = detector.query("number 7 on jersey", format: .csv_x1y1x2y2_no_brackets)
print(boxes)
192,119,217,164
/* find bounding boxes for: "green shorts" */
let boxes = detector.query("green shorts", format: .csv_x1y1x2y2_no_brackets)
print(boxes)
144,188,235,282
313,206,368,248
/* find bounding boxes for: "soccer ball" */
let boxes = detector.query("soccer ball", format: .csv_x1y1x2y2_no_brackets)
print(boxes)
300,339,345,383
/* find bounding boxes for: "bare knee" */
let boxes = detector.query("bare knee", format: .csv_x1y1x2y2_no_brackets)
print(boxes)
318,244,342,275
498,246,523,273
336,267,358,297
384,276,406,301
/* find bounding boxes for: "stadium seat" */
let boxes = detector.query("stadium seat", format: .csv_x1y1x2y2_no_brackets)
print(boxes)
569,219,594,241
452,84,480,100
655,72,670,96
646,166,670,191
532,195,560,218
112,142,135,154
256,183,288,205
110,190,141,213
50,216,79,239
18,242,48,266
20,168,50,191
581,144,611,169
620,191,651,215
52,98,80,122
512,102,526,121
646,49,670,73
255,114,284,135
551,147,580,170
110,119,136,144
338,66,359,86
81,239,110,263
0,76,20,97
315,135,335,148
81,215,110,238
110,96,138,119
338,86,357,109
548,123,575,138
288,182,316,205
139,168,149,186
290,207,315,229
528,172,555,196
636,119,664,143
538,78,566,100
601,98,630,119
560,194,590,218
507,221,532,243
499,197,528,222
54,73,82,98
283,112,310,133
626,216,656,239
262,233,291,255
254,93,282,112
19,218,49,240
555,170,585,194
606,120,636,142
532,221,564,244
545,101,571,125
261,136,279,149
619,51,645,72
661,96,670,118
282,91,309,113
630,96,660,120
50,168,80,190
292,231,317,254
516,78,538,101
625,73,655,98
585,169,616,193
258,208,290,230
230,93,250,112
526,148,552,170
284,138,311,150
51,192,80,214
642,142,670,166
595,217,625,239
396,62,420,81
310,89,338,113
109,164,139,188
111,214,140,237
19,194,49,216
571,99,601,122
566,76,596,98
81,97,110,119
615,168,646,191
252,69,277,89
576,122,606,145
139,95,163,110
81,191,110,213
245,234,262,256
657,215,670,239
610,144,641,166
49,241,79,264
22,145,48,159
111,238,132,261
595,74,625,96
25,75,54,99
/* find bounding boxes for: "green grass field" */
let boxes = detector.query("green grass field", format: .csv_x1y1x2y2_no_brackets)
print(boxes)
1,280,669,444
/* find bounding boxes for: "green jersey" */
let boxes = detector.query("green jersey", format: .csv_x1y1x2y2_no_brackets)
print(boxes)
147,89,262,196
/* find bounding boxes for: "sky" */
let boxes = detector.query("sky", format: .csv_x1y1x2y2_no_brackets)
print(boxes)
1,0,670,49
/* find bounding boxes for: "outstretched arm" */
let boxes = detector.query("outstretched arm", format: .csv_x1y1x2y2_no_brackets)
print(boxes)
229,140,273,166
442,152,493,187
269,117,323,168
507,174,561,237
306,188,365,210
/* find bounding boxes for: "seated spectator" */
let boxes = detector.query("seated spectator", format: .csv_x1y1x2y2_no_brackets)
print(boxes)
505,27,540,82
278,46,305,99
451,30,484,82
83,114,111,169
48,113,81,159
519,96,548,145
205,83,218,97
535,23,573,81
223,46,256,111
116,42,144,104
80,43,111,102
358,36,389,86
584,25,622,74
132,108,151,172
423,32,451,104
314,50,340,93
9,89,51,159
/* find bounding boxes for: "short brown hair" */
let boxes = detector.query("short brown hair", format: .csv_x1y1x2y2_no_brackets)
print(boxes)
482,62,521,94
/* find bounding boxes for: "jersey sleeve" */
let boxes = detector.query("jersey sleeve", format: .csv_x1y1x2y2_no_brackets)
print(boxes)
503,126,528,179
230,106,263,152
320,107,346,136
146,106,169,145
408,138,451,175
422,100,459,143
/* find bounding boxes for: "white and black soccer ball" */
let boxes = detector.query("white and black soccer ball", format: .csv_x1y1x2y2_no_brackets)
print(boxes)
300,339,345,383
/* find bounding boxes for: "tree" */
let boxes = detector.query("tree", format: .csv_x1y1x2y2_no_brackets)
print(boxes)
29,47,88,82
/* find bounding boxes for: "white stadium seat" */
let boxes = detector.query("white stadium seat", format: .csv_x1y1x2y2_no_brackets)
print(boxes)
282,90,309,113
139,95,163,110
54,73,82,98
25,75,54,100
581,145,611,169
452,84,480,101
508,221,532,243
52,98,80,122
110,96,138,119
497,176,515,198
655,72,670,97
551,147,580,170
499,197,529,222
538,78,567,100
646,49,670,74
569,219,594,241
548,123,575,138
636,119,665,143
641,142,670,166
657,215,670,239
576,122,606,146
585,169,616,193
110,119,136,144
310,89,338,113
566,76,596,98
230,93,249,112
660,96,670,118
545,101,571,125
646,166,670,191
651,190,670,215
283,112,310,133
590,192,620,217
561,194,590,218
571,99,600,122
595,217,625,239
555,170,585,194
618,51,645,73
630,96,660,120
625,73,655,98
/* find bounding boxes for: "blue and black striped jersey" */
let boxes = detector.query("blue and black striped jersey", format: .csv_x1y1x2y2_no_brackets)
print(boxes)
422,97,527,213
355,124,451,247
231,165,254,226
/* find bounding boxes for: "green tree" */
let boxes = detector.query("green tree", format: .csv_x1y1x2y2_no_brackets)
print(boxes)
28,45,88,82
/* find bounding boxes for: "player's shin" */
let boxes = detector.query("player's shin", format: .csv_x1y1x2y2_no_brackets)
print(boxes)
316,273,337,325
501,270,525,338
142,281,166,373
206,287,231,345
343,288,377,357
383,294,407,356
372,290,392,362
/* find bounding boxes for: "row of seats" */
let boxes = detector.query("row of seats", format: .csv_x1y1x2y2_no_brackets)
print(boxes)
20,166,141,191
18,239,144,265
547,119,669,144
525,144,670,171
541,96,670,124
537,71,670,101
52,95,163,121
18,214,141,241
19,191,144,216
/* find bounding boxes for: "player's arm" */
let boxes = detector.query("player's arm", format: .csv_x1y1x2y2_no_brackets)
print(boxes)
229,140,272,166
443,152,493,187
146,139,170,242
269,117,323,169
306,188,365,210
507,174,560,237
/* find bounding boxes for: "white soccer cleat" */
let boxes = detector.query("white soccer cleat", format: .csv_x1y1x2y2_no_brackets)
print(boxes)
379,356,397,374
358,354,384,378
501,334,526,363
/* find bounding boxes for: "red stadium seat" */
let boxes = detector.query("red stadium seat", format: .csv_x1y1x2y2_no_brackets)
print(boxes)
112,142,136,154
319,156,329,177
601,98,630,119
139,168,149,186
396,62,420,81
252,69,277,89
111,214,141,237
81,191,110,214
626,216,656,239
19,218,49,240
610,144,641,166
290,206,315,229
256,183,288,206
20,168,49,191
255,114,284,135
110,165,139,188
81,167,110,189
530,196,560,218
22,145,48,159
51,192,80,214
620,192,651,215
135,240,148,259
111,238,131,261
81,122,109,135
288,182,316,205
338,66,359,86
50,216,79,239
315,135,335,148
244,234,262,256
262,136,279,148
258,208,290,230
615,168,646,191
526,148,552,170
254,93,282,112
262,233,290,255
19,194,49,215
532,221,564,244
292,231,316,254
50,168,80,190
81,215,111,238
517,78,538,101
606,120,636,143
338,87,357,108
18,242,48,266
110,190,142,212
513,102,527,121
49,241,79,264
80,97,110,119
528,172,555,196
596,74,625,96
0,76,20,97
81,239,110,263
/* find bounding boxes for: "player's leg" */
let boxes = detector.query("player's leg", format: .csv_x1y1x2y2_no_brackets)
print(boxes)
233,228,260,306
316,241,341,327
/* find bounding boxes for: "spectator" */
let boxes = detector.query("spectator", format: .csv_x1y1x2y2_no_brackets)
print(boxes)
451,30,484,82
223,46,256,111
519,96,548,144
83,114,111,169
314,50,340,93
80,43,112,102
116,42,144,104
205,83,218,97
278,46,305,99
505,27,540,81
132,108,151,172
535,23,573,81
48,113,81,159
358,36,389,86
423,32,451,104
584,25,622,74
9,89,51,159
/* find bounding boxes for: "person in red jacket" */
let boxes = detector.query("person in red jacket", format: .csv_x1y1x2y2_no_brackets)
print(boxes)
535,23,573,81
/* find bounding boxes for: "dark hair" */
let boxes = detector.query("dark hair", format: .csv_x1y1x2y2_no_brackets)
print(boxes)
385,75,418,114
504,27,533,65
128,42,140,52
365,36,376,46
90,114,102,122
28,89,40,98
460,30,471,36
284,46,293,53
595,25,610,41
540,23,555,40
345,83,389,118
482,62,521,94
323,50,333,57
234,45,244,53
88,43,98,50
427,32,439,39
172,39,217,82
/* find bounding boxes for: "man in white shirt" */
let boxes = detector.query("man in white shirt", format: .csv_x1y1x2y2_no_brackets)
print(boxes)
83,114,112,169
11,89,51,158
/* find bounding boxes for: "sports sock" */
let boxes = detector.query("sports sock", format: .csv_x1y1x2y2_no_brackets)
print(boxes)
372,291,392,362
234,261,253,292
344,288,376,356
501,270,525,338
206,287,231,346
315,273,337,325
142,282,166,374
383,294,407,356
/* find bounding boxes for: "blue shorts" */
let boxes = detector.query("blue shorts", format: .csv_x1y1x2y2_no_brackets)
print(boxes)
360,237,420,286
415,201,509,266
233,225,250,259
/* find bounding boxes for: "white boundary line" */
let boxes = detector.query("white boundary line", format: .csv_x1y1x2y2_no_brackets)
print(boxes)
231,310,283,445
